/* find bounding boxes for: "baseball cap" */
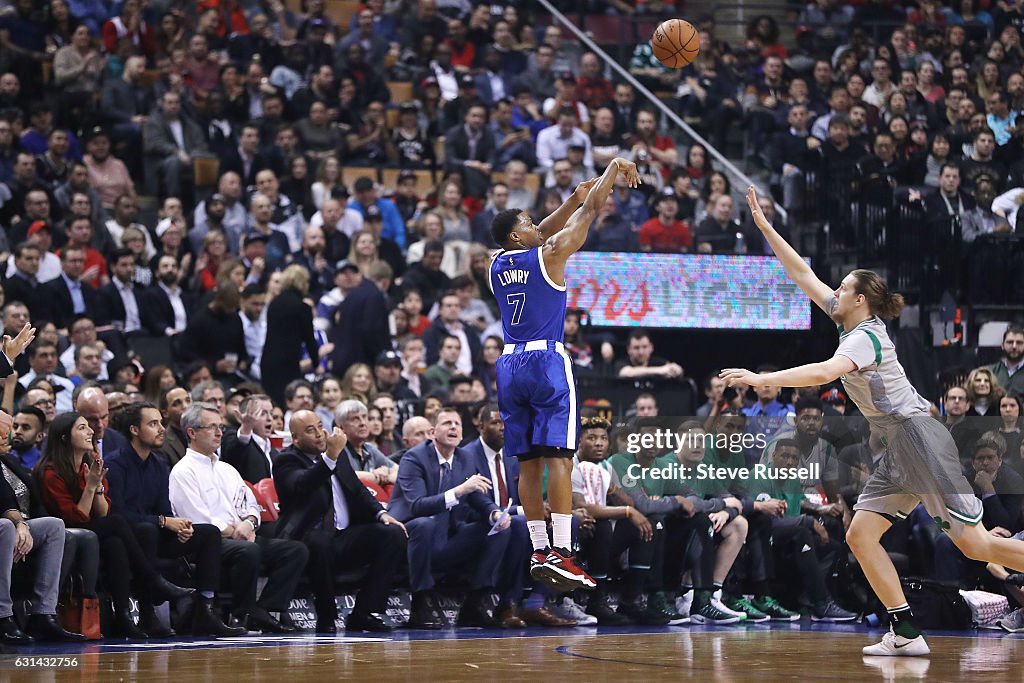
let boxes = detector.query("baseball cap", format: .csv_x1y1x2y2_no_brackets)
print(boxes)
375,350,402,367
243,232,270,247
353,177,375,192
557,70,575,83
209,193,227,204
568,142,586,151
27,220,51,237
399,101,419,113
459,73,476,88
420,76,439,89
335,259,359,272
308,18,327,29
398,169,417,183
364,205,382,220
85,125,110,142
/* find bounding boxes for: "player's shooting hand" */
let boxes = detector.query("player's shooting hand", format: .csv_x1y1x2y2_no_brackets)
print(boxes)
720,368,760,388
614,158,641,187
746,185,772,232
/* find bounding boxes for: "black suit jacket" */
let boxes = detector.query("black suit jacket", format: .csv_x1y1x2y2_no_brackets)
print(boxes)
4,273,51,324
422,317,482,373
443,124,497,197
273,444,384,541
96,280,141,329
42,275,98,330
220,148,273,188
139,284,193,337
221,430,275,484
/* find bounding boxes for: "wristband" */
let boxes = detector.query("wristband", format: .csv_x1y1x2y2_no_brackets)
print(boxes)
625,506,632,519
159,515,165,528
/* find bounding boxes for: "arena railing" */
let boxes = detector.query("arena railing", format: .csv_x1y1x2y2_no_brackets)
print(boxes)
536,0,787,223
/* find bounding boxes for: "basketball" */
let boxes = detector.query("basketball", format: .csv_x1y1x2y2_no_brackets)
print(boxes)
651,18,700,69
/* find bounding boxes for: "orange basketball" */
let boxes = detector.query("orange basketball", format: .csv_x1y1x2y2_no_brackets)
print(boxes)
651,19,700,69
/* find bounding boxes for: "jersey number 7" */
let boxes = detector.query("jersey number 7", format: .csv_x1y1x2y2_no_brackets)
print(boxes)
506,293,526,326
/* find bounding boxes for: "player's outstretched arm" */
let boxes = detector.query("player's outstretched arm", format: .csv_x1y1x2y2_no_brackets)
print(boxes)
537,178,598,240
746,186,833,313
720,354,856,389
545,158,640,260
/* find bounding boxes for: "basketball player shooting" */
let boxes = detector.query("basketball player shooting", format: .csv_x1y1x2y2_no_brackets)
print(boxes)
489,157,641,592
721,186,1024,656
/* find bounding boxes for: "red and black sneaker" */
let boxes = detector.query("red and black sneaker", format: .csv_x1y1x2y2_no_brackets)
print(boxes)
533,547,596,592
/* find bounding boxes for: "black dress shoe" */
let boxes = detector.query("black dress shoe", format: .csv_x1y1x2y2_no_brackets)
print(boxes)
25,614,86,642
139,604,175,639
457,595,501,628
406,593,443,630
346,612,393,633
192,599,247,637
246,607,295,633
0,616,33,645
111,609,149,640
150,577,196,604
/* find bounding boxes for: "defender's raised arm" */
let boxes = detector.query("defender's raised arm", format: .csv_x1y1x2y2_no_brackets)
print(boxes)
746,186,834,314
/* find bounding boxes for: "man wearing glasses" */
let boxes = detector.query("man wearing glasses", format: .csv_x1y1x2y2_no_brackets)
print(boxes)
169,402,309,633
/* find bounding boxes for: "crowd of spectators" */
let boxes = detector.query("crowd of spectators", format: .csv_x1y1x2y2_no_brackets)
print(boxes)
0,0,1023,643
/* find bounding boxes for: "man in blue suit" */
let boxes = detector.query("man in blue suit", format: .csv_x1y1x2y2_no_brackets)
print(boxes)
388,407,512,629
464,404,575,628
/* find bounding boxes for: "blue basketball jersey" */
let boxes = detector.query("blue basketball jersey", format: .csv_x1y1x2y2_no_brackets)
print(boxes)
489,247,566,344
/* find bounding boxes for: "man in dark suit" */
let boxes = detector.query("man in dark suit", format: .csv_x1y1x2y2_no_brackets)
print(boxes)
4,242,51,324
42,246,98,331
388,407,513,629
220,124,272,189
221,394,276,484
328,260,390,379
443,101,497,198
142,90,209,198
140,255,192,337
463,404,571,627
274,410,407,633
96,249,143,334
422,292,482,373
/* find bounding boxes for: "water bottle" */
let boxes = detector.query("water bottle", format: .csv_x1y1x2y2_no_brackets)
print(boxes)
734,231,747,254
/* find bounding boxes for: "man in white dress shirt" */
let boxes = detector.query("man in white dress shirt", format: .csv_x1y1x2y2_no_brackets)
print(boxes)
169,402,309,633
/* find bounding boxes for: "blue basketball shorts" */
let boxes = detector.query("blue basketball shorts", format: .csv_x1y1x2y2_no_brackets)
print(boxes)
495,340,579,460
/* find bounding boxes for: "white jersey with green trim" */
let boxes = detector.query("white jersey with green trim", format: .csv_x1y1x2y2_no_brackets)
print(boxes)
826,295,931,424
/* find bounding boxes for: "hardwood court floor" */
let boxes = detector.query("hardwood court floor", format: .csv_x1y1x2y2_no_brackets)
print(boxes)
9,625,1024,682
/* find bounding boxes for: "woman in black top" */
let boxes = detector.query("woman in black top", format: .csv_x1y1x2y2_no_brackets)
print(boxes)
262,264,320,405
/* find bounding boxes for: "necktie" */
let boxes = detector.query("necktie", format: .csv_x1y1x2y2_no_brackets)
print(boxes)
439,461,452,495
493,452,508,507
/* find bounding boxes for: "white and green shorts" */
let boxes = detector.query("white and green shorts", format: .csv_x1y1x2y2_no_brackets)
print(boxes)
853,416,983,538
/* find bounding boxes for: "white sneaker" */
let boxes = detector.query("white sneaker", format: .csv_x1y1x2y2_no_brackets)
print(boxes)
675,590,693,617
999,608,1024,633
552,597,597,626
862,628,930,656
711,590,747,621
